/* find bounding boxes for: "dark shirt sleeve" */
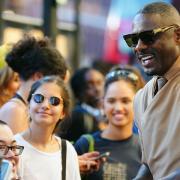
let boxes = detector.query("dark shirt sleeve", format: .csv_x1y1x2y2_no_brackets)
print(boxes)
74,136,90,155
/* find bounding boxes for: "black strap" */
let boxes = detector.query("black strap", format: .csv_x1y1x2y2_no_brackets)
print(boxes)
61,139,67,180
13,93,26,105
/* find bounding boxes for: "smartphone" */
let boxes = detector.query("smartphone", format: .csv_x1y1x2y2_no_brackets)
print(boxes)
94,152,110,160
0,159,13,180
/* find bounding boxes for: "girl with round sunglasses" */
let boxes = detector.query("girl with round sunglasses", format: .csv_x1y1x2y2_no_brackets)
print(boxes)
74,65,145,180
14,76,81,180
0,35,69,134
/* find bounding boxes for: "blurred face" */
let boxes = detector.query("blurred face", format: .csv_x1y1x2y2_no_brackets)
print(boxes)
103,80,135,128
0,124,19,174
8,72,20,95
85,69,104,107
132,13,179,76
29,82,65,128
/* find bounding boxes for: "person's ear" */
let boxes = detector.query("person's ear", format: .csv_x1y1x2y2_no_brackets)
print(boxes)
64,70,70,84
59,111,65,120
174,26,180,44
32,72,43,81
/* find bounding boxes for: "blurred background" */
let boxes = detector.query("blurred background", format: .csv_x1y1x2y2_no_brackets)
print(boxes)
0,0,179,71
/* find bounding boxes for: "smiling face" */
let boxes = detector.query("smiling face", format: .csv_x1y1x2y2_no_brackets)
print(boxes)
29,82,65,129
0,124,19,174
103,80,135,128
132,13,179,76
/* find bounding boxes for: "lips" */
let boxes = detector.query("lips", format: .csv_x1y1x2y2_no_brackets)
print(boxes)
113,113,124,121
138,54,155,67
38,112,51,116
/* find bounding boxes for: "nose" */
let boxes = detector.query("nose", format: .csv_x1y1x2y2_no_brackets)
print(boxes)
134,39,148,53
114,102,124,111
95,83,104,96
4,148,15,158
41,98,51,108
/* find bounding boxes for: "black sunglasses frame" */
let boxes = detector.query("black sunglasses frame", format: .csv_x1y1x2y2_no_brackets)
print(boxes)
123,25,178,47
0,145,24,156
32,93,62,106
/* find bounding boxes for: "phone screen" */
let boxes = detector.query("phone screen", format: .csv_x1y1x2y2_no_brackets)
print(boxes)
0,160,12,180
94,152,110,160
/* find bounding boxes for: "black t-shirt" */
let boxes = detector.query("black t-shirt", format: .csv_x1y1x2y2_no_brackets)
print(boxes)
75,131,141,180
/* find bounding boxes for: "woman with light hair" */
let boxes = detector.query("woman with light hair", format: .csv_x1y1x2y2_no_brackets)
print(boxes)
0,44,20,107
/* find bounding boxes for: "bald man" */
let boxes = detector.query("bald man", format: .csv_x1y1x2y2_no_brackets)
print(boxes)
123,2,180,179
0,120,24,179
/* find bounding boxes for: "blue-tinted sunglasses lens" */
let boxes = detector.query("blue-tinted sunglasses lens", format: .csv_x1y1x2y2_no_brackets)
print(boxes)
49,97,61,106
33,94,44,103
33,94,61,106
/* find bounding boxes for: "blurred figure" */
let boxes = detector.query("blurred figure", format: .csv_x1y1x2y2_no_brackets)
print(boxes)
0,35,68,134
75,65,144,180
92,59,115,76
0,120,24,179
15,76,80,180
60,67,105,142
0,44,20,107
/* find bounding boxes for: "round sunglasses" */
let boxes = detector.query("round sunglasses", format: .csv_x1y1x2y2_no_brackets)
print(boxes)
32,94,63,106
123,25,178,47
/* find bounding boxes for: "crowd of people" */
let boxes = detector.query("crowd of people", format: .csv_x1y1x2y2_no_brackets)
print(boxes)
0,1,179,180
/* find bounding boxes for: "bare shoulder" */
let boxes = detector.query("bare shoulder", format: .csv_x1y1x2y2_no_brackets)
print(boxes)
0,100,29,134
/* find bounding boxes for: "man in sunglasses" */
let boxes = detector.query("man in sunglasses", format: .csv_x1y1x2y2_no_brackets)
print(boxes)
0,120,24,179
123,2,180,180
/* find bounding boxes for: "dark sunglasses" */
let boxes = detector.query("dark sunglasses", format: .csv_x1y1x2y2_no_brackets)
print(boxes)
32,94,63,106
123,25,177,47
106,69,138,83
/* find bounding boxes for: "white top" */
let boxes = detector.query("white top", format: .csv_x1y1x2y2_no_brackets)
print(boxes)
14,134,81,180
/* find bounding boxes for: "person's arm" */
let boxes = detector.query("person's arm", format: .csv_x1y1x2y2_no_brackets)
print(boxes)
74,136,101,174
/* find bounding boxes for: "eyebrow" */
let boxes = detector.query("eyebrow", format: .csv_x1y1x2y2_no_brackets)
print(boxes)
0,140,17,145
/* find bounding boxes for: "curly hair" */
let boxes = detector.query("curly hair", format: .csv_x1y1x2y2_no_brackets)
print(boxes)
5,35,67,81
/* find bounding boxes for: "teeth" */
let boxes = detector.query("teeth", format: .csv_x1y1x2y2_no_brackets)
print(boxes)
142,55,153,61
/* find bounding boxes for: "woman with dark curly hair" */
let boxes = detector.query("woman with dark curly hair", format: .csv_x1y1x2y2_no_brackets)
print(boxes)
0,35,69,134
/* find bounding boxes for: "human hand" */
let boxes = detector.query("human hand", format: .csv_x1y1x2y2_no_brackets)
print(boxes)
78,151,102,174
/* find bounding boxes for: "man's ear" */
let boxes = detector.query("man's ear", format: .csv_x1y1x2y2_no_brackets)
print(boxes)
174,27,180,44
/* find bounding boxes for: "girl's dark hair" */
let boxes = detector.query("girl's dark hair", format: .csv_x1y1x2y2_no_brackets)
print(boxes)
5,35,67,81
105,65,145,93
27,76,70,131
